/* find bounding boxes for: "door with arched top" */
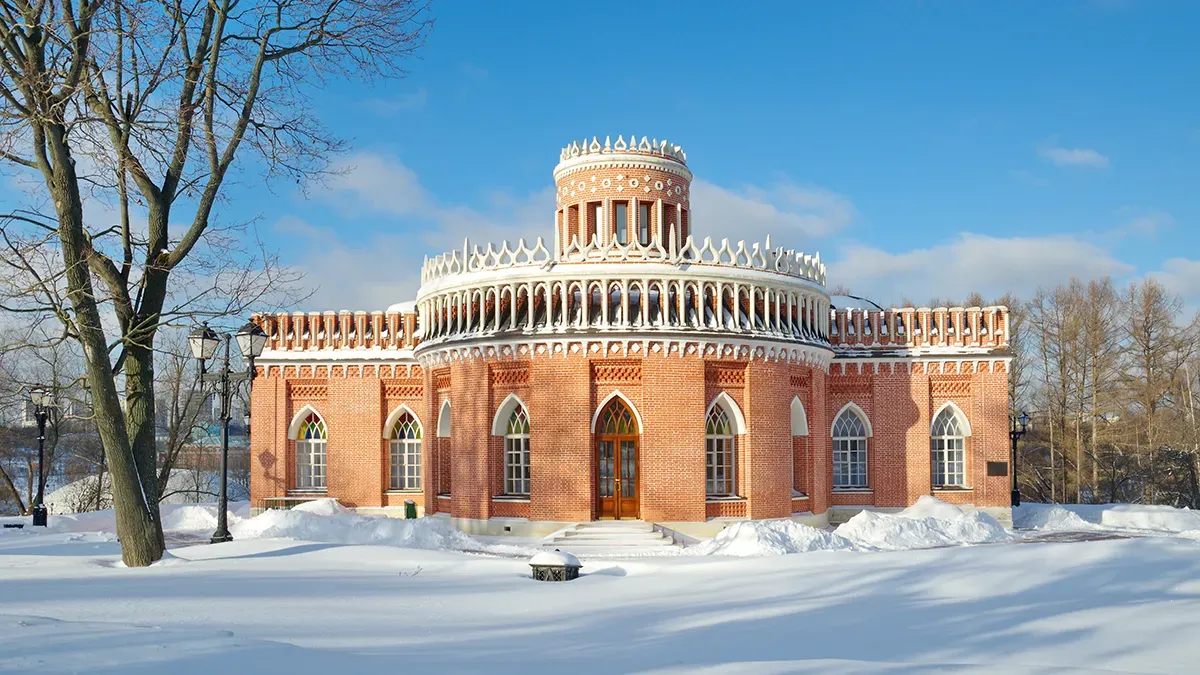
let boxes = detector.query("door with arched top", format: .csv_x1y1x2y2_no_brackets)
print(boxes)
596,398,640,519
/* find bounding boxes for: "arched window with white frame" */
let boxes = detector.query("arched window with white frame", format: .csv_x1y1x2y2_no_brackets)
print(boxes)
832,406,869,489
705,404,736,497
931,405,968,488
389,411,422,491
504,405,531,496
294,411,327,491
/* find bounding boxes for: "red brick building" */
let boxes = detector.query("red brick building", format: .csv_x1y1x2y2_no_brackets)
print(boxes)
249,136,1013,537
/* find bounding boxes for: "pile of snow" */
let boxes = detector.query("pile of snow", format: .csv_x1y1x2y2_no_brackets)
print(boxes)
1015,502,1200,534
1013,504,1100,531
835,496,1012,551
230,499,484,552
693,519,855,556
530,550,581,567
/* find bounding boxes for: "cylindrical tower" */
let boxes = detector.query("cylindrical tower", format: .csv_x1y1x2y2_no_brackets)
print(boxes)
553,135,692,256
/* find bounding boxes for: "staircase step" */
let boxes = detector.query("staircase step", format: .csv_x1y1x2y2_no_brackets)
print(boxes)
545,538,676,548
560,531,666,540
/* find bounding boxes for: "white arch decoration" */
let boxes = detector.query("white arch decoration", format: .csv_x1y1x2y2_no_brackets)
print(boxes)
706,392,748,435
790,396,809,436
589,389,645,433
287,404,326,439
491,392,529,436
382,403,422,439
932,401,972,436
437,399,452,438
832,401,872,437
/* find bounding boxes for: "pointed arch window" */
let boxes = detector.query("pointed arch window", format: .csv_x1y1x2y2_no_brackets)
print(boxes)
389,412,422,491
504,405,531,496
832,408,868,489
705,405,736,497
932,407,967,488
295,412,327,490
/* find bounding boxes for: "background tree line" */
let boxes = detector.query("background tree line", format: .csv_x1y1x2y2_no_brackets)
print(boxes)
908,278,1200,508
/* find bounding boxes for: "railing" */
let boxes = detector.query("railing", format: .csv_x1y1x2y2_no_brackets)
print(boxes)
416,272,832,347
421,235,827,288
829,306,1009,350
253,310,420,353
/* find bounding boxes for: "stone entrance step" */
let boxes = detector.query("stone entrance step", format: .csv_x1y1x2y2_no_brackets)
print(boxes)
542,520,679,553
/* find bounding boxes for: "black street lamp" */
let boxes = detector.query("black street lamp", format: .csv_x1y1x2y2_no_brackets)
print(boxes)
188,320,267,544
1010,411,1031,507
26,385,55,526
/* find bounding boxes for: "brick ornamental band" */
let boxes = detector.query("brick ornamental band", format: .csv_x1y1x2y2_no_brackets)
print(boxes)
248,136,1013,538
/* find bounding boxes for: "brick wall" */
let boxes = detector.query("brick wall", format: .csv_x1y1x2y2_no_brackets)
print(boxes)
250,352,1011,519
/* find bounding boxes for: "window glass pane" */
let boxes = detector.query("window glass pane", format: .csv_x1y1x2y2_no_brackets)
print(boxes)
615,202,628,244
638,203,651,245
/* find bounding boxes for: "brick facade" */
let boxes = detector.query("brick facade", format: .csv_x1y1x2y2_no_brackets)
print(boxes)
248,135,1013,530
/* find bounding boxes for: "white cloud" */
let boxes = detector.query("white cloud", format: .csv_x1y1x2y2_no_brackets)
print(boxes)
1116,209,1174,237
281,153,555,310
1037,141,1111,168
1148,258,1200,309
829,233,1134,306
690,179,854,244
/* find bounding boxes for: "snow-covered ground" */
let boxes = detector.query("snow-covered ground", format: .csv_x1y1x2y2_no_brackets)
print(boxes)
2,500,1199,673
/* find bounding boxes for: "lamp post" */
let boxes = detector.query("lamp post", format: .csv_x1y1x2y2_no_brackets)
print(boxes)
1010,411,1031,507
26,386,54,526
188,320,267,544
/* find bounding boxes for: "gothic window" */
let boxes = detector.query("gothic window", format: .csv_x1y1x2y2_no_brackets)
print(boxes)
504,405,531,496
294,412,327,490
705,404,736,497
832,407,868,489
931,406,967,488
389,412,422,491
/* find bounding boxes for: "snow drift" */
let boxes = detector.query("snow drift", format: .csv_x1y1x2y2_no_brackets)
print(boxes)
230,499,485,552
834,496,1012,551
1015,502,1200,534
692,519,855,556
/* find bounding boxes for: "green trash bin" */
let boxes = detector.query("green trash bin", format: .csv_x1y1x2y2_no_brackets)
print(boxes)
404,499,417,519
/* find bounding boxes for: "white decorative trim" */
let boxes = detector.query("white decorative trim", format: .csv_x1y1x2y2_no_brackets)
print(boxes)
707,392,748,434
414,336,834,372
790,396,809,436
437,399,451,438
491,392,528,436
382,403,422,439
590,390,644,433
932,401,972,437
420,235,826,287
832,401,872,437
287,404,325,439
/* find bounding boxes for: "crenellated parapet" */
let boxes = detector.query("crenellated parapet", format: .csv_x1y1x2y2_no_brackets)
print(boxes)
252,306,421,354
421,235,826,287
557,135,687,167
828,306,1009,353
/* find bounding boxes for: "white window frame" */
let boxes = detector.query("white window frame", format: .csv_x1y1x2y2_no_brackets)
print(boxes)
293,412,327,491
931,406,968,488
504,406,530,496
705,405,736,497
832,406,869,489
389,412,422,491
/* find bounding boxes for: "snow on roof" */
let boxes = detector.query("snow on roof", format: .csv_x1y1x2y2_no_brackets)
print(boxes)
386,301,417,315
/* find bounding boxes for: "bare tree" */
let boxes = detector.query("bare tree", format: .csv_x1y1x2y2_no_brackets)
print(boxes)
0,0,431,564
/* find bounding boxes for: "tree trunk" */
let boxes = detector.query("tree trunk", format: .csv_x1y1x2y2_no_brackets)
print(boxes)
47,125,164,566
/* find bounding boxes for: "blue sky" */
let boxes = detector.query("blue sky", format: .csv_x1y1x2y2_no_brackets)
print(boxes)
24,1,1200,311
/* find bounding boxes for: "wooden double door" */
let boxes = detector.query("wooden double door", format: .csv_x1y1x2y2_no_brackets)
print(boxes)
596,399,640,519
